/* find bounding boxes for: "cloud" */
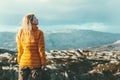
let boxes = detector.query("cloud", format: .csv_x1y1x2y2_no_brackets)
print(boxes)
0,0,120,33
41,23,109,32
0,22,119,33
0,0,120,21
0,25,19,32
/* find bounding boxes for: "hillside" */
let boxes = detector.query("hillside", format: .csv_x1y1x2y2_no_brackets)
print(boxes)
0,30,120,51
1,40,120,80
45,30,120,50
88,40,120,52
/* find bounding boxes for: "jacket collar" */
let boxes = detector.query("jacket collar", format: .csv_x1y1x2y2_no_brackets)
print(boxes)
32,25,38,31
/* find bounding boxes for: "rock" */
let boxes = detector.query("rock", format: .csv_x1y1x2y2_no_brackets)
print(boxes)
1,46,120,80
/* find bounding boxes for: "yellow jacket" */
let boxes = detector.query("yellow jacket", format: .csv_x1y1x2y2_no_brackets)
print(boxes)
16,26,46,68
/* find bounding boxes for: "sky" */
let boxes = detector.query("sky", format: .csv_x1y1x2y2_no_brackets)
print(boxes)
0,0,120,33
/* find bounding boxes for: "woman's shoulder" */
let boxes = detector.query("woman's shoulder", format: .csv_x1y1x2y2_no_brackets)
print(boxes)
37,29,44,34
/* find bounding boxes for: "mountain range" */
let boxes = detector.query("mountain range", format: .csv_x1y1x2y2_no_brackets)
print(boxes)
0,29,120,51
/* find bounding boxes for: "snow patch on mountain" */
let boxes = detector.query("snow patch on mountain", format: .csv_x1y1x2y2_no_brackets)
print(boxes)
113,40,120,44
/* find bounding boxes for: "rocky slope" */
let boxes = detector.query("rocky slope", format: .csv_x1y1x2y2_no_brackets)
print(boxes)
1,41,120,80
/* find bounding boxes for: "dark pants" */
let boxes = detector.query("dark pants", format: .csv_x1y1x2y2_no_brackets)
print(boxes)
18,66,42,80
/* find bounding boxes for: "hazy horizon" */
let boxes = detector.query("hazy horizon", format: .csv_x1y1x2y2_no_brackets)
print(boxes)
0,24,119,34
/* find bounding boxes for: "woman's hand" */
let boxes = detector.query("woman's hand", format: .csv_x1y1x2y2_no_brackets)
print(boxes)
41,65,46,70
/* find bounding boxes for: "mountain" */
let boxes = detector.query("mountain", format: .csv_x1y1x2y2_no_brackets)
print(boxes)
45,29,120,51
0,30,120,51
0,32,16,50
88,40,120,52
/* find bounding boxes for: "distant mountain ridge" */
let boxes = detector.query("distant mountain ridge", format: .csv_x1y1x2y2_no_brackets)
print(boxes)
0,32,16,50
45,29,120,51
88,40,120,52
0,29,120,51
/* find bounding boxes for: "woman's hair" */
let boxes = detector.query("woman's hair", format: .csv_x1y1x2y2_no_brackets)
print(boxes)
22,13,34,32
19,13,37,43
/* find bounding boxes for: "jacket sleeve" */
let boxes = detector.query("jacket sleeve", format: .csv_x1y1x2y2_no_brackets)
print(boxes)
38,31,46,66
16,29,23,64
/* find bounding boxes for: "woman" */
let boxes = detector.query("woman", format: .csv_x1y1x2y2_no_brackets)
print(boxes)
16,13,46,80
